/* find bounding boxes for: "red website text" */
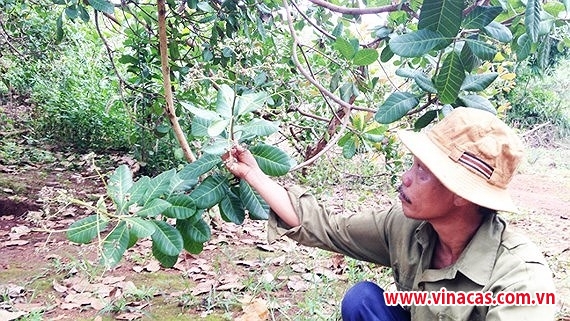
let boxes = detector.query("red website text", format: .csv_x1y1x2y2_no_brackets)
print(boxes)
384,288,557,306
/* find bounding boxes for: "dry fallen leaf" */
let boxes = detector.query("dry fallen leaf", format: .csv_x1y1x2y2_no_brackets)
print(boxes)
0,309,26,321
235,297,269,321
115,311,144,320
52,280,67,293
2,240,29,247
191,280,217,296
64,292,93,305
143,260,161,272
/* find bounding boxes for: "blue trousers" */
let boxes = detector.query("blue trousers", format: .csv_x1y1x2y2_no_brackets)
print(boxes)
341,281,411,321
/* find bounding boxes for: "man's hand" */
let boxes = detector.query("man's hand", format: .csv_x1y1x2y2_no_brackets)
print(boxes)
223,144,260,180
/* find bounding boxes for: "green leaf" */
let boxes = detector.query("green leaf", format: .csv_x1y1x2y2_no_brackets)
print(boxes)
144,169,176,201
380,45,394,62
362,125,387,142
136,198,172,218
169,173,195,193
207,118,230,137
181,101,220,121
330,70,341,92
389,30,445,58
458,95,497,114
239,119,279,137
197,1,214,12
414,110,439,130
67,214,108,244
334,38,356,60
183,239,204,254
339,83,358,102
563,0,570,12
101,221,129,268
236,92,269,116
418,0,464,38
353,49,379,66
342,137,357,159
75,5,89,22
107,165,133,215
338,132,352,147
176,216,211,243
395,68,420,79
249,144,292,177
239,180,269,220
525,0,542,42
516,33,532,60
414,73,437,93
216,84,234,118
56,15,63,43
65,5,79,20
190,174,229,209
465,39,497,61
87,0,114,14
178,154,221,181
374,92,419,124
460,73,498,91
151,220,183,256
203,138,231,156
435,52,465,104
152,242,179,268
124,217,156,238
164,195,197,219
191,117,211,137
127,232,138,249
332,22,343,38
128,176,150,206
219,191,245,224
483,21,513,43
460,42,477,72
463,6,503,29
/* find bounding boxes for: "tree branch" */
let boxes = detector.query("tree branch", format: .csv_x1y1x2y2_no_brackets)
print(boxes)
283,0,353,171
307,0,412,16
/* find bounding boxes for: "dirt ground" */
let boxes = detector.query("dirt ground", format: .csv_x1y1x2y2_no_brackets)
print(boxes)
0,133,569,320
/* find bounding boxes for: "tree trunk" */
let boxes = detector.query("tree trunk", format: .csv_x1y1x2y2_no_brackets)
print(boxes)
157,0,196,163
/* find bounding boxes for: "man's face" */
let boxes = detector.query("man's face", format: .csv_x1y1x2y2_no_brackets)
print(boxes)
398,156,456,221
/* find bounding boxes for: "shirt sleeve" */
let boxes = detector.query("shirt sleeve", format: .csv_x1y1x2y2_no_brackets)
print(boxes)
266,185,414,266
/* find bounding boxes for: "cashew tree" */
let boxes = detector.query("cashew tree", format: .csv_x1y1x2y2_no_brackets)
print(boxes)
8,0,566,267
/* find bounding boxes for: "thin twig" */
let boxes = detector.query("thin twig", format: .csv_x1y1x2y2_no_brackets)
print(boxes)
283,0,352,171
290,1,335,41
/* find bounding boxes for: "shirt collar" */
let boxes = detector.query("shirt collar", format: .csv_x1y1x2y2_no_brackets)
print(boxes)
414,213,505,286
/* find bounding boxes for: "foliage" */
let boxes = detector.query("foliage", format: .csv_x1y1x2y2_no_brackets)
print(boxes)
0,1,134,152
2,0,570,269
66,86,292,268
506,58,570,142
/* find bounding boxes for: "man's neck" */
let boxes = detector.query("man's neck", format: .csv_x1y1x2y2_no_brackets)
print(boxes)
429,206,484,269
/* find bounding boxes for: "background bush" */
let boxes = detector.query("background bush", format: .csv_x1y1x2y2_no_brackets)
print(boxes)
1,4,134,153
506,57,570,146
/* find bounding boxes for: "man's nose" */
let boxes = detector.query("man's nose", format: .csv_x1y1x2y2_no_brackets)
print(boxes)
401,169,412,187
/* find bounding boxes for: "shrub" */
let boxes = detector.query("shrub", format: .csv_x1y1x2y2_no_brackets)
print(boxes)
506,57,570,146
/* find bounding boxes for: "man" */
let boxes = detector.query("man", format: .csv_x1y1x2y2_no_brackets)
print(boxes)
224,107,557,320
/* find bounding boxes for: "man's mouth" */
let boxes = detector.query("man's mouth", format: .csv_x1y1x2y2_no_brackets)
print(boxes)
398,185,411,204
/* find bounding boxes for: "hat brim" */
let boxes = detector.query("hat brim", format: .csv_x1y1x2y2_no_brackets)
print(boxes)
398,130,518,213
